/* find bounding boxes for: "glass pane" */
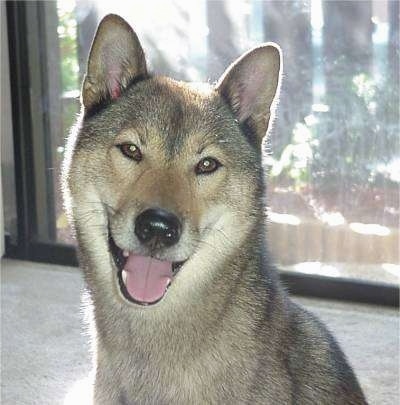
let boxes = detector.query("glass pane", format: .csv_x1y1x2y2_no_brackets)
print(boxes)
56,0,81,244
47,0,399,283
1,3,17,244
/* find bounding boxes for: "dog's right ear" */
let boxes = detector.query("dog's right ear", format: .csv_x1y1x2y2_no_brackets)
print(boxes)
82,14,147,112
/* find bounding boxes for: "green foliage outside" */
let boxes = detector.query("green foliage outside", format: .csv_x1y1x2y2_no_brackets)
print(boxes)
312,74,398,194
57,0,80,142
267,71,399,204
57,1,79,92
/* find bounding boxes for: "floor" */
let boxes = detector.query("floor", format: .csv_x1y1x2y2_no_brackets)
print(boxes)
1,259,399,405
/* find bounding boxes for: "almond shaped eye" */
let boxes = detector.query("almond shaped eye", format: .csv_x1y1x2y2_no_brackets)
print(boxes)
118,143,142,161
195,157,220,175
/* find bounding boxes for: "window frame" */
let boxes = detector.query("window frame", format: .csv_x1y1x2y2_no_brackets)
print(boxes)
4,1,399,307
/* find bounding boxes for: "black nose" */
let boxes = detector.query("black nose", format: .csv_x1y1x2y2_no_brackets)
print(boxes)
134,208,182,247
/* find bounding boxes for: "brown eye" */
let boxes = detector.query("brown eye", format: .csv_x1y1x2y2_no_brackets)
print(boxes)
118,143,142,162
195,157,221,175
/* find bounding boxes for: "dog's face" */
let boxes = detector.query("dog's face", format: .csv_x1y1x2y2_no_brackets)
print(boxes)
64,14,280,309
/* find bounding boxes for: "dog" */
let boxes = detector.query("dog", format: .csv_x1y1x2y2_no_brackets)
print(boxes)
62,14,367,404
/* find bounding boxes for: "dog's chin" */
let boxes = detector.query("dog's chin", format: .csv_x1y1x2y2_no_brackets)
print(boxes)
108,235,186,307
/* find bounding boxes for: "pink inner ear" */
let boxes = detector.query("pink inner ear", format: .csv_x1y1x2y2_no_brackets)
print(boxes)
107,67,121,100
110,83,121,100
236,65,265,122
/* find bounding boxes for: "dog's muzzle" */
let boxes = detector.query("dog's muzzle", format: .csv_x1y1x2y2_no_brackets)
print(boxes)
109,234,185,307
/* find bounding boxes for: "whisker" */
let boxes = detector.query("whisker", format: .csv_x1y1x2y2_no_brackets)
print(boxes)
201,226,235,248
81,201,117,215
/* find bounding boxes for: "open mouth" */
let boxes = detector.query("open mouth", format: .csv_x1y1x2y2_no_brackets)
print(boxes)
109,236,185,306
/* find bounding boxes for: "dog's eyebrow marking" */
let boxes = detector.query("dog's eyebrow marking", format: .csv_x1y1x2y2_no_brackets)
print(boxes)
117,128,147,146
197,138,228,154
137,128,147,146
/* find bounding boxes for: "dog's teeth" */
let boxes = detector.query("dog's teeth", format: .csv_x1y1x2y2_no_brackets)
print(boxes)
123,250,129,257
122,270,128,284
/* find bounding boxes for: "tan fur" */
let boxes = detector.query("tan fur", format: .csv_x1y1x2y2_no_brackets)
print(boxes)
62,15,367,405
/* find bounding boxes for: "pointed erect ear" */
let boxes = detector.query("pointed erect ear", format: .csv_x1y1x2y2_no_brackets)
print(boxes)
82,14,147,111
216,44,281,146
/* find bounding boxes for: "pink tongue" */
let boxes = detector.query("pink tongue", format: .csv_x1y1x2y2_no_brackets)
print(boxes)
123,254,173,304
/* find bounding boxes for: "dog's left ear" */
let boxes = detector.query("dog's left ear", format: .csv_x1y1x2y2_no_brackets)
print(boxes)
216,44,281,146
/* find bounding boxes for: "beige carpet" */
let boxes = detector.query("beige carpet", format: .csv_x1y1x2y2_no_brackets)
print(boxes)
1,259,399,404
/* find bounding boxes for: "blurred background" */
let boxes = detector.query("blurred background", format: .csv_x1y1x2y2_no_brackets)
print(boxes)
2,0,399,285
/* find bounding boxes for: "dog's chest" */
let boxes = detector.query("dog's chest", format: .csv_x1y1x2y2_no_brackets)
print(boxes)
96,330,293,404
114,348,257,404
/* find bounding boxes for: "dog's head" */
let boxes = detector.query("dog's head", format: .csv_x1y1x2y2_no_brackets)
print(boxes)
63,15,281,309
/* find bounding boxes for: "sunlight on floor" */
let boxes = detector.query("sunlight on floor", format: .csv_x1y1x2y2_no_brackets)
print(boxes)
382,263,400,278
269,212,301,226
349,222,391,236
63,375,93,405
292,262,341,277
